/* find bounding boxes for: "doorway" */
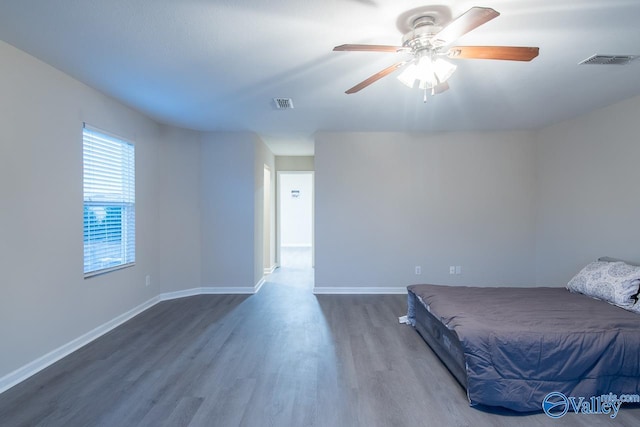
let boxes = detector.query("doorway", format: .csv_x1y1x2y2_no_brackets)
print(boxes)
278,172,314,269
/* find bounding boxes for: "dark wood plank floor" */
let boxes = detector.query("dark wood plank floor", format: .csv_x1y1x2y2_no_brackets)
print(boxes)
1,265,639,426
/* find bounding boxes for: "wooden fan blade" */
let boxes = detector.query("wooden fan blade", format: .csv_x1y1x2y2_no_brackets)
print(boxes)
432,7,500,46
333,44,404,53
345,62,407,94
447,46,539,61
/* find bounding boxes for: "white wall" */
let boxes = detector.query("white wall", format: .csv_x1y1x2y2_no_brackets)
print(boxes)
534,95,640,285
315,131,537,289
279,173,313,247
0,40,200,380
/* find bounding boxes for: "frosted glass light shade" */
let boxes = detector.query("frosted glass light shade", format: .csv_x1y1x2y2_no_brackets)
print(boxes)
397,56,457,90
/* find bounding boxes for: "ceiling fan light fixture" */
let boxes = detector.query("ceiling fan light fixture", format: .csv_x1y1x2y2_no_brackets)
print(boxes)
334,6,538,95
397,62,419,88
397,55,456,90
433,57,457,83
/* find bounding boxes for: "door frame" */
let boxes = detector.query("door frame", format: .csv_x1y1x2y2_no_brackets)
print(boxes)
263,165,275,274
276,171,314,268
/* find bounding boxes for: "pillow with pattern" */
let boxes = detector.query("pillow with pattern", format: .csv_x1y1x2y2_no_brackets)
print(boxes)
567,261,640,308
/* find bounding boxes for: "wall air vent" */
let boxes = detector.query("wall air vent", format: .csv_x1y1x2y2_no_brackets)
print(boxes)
579,54,639,65
273,98,294,109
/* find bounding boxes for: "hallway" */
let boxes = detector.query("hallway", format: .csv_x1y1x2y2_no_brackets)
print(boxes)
279,246,313,270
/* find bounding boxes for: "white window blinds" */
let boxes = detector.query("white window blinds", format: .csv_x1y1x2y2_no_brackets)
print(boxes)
83,124,135,276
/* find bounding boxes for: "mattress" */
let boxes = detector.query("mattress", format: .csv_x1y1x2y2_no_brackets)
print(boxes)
407,284,640,412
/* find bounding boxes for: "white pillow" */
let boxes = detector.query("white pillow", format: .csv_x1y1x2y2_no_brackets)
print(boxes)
567,261,640,308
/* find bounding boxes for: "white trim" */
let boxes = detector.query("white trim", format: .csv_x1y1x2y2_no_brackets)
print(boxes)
0,295,160,395
0,284,265,395
263,263,277,275
83,122,135,145
84,262,135,279
277,171,315,269
280,244,312,248
313,286,408,295
158,288,202,301
254,277,266,293
194,286,258,295
162,284,263,299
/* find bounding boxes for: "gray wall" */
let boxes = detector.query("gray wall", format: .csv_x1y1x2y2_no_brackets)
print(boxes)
199,132,275,288
0,40,272,382
314,95,640,290
156,125,202,294
275,156,314,171
534,95,640,285
0,40,201,378
315,131,537,289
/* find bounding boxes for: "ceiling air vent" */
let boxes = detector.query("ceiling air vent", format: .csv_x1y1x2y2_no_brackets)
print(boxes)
273,98,294,109
579,54,639,65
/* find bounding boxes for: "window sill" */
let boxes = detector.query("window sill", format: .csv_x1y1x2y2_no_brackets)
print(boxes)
84,262,135,279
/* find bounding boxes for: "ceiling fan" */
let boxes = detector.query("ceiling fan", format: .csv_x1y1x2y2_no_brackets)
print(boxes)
333,6,539,99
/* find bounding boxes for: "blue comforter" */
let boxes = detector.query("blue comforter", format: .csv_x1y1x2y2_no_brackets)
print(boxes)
407,284,640,412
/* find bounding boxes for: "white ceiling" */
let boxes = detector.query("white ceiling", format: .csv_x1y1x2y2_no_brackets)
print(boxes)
1,0,640,155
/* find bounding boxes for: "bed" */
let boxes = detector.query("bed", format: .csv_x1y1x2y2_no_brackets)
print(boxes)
407,275,640,412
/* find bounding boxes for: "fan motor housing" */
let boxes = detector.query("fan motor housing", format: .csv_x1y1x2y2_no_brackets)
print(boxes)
402,16,442,51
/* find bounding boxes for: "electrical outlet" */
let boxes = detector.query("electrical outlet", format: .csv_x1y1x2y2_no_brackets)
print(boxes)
415,266,422,275
455,266,462,275
145,275,151,287
449,266,455,275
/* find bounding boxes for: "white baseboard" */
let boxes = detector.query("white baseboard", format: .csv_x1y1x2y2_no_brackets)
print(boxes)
0,284,264,395
197,284,263,295
254,277,266,293
313,286,407,295
0,295,161,395
281,244,312,248
263,264,277,275
160,285,259,300
158,288,203,301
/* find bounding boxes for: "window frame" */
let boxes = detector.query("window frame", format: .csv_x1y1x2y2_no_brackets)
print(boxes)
82,124,136,278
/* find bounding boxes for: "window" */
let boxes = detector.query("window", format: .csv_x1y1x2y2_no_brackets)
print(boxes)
83,124,135,276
